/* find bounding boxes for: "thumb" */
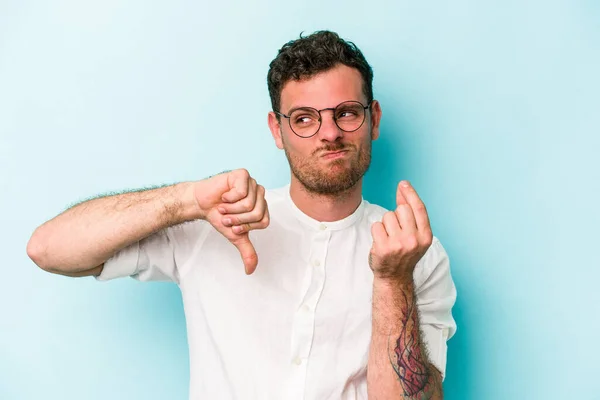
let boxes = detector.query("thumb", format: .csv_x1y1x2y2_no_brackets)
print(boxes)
231,234,258,275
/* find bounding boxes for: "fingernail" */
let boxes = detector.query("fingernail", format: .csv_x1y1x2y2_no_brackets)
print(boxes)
218,207,226,214
232,225,243,233
223,218,232,226
401,181,410,187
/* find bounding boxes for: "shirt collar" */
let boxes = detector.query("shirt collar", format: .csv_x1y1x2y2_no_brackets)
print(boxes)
284,184,366,231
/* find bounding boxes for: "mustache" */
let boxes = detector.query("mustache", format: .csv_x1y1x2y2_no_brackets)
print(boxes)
315,143,353,155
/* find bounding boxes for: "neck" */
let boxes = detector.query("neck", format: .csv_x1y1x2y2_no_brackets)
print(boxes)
289,176,364,222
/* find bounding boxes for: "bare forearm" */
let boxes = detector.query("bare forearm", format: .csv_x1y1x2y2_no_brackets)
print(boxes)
27,181,201,274
368,279,442,400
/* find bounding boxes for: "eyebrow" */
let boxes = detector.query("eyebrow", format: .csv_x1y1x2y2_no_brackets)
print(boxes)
286,99,366,115
286,105,317,115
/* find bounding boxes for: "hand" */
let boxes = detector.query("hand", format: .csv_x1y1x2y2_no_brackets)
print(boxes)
193,169,270,275
369,181,433,284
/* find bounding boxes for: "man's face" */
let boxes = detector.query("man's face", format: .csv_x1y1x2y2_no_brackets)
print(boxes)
268,64,382,196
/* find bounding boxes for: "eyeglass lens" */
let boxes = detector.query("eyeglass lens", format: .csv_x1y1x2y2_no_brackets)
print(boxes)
288,101,367,137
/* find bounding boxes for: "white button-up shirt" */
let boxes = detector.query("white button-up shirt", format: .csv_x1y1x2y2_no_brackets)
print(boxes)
96,184,457,400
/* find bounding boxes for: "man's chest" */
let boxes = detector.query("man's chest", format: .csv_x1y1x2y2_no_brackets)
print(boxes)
179,225,374,352
178,223,376,398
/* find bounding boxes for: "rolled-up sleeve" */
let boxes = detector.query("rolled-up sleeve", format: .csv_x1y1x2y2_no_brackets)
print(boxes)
94,240,140,281
94,219,210,284
414,237,457,380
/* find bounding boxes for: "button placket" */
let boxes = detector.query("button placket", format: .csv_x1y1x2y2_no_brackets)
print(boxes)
287,229,330,399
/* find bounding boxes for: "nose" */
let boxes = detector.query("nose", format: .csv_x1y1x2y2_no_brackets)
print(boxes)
317,110,343,142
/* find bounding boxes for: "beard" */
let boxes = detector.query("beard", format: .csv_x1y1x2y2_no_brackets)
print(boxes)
282,135,372,196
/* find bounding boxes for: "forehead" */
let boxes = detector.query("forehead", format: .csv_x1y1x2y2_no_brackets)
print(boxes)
279,64,365,112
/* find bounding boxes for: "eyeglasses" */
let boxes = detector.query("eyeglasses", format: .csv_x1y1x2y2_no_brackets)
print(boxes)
274,100,372,138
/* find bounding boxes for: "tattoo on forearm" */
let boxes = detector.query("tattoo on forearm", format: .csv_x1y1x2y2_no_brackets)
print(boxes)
387,290,440,399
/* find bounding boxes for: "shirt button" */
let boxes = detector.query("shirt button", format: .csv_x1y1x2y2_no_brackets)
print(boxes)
313,260,321,267
293,357,303,366
319,223,327,231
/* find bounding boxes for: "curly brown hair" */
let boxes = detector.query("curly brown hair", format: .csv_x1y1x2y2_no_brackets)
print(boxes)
267,30,374,115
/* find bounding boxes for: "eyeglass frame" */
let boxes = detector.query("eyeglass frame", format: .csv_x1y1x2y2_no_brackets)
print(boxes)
273,100,374,138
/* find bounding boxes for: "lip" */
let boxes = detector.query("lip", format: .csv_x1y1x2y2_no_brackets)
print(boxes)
321,150,348,160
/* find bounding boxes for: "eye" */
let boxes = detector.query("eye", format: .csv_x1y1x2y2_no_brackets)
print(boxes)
295,115,315,125
339,110,358,118
336,108,360,119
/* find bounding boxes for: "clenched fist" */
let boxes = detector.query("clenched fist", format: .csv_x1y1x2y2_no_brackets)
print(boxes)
193,169,270,275
369,181,433,284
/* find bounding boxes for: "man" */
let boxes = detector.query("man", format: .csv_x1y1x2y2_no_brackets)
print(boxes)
27,30,456,399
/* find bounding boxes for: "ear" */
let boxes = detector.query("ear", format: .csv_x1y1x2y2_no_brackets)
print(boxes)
268,111,285,149
369,100,382,141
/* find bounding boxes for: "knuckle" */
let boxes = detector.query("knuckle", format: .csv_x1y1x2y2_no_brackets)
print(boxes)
256,209,269,221
423,225,433,236
405,236,419,250
395,205,407,214
256,196,266,211
422,232,433,247
235,187,248,198
241,198,254,211
250,209,263,222
383,211,396,222
414,203,427,213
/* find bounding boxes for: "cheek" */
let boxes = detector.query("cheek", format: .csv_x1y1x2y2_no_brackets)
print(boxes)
351,132,371,150
285,136,316,156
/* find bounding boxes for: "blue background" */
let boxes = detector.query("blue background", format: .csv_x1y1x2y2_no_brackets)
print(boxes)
1,1,599,399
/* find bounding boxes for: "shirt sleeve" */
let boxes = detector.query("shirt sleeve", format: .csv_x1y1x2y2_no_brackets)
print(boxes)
414,237,457,381
94,219,211,284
